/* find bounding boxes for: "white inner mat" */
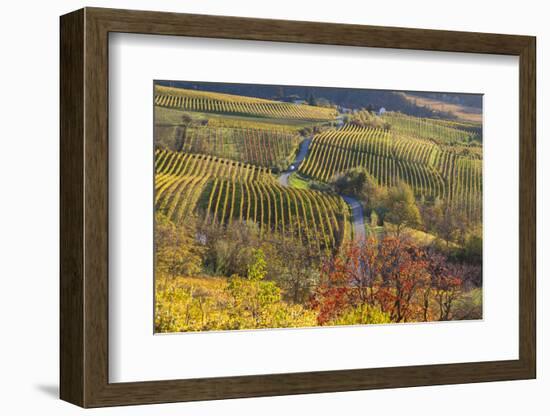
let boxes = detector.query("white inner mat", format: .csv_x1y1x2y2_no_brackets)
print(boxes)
109,33,519,383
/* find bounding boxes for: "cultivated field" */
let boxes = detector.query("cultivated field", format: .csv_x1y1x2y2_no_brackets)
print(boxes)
155,149,351,252
153,83,483,332
155,85,338,121
299,123,482,222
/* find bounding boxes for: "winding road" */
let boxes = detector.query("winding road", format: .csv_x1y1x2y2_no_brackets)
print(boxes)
278,137,311,187
342,195,366,242
278,136,366,242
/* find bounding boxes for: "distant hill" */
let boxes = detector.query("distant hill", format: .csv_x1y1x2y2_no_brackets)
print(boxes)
406,92,482,109
155,80,481,121
401,93,482,123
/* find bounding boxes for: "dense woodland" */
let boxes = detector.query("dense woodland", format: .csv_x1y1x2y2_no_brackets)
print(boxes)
153,83,483,332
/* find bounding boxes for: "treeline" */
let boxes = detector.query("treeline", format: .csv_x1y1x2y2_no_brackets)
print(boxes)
154,212,481,332
155,81,470,120
331,167,483,265
155,213,323,304
154,213,324,332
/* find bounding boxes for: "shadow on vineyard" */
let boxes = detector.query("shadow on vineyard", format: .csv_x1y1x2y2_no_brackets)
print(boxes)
153,81,483,333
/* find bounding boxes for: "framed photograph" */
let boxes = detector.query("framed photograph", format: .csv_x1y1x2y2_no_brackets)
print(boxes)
60,7,536,408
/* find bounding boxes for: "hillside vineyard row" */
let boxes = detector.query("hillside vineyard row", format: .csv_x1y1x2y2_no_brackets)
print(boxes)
155,93,337,121
155,150,351,252
180,126,301,168
154,87,482,252
300,125,482,221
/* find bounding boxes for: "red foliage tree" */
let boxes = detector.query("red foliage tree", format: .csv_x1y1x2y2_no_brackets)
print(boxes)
312,236,467,324
374,237,430,322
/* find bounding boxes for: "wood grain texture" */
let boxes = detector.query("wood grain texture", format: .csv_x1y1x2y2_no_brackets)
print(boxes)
518,38,536,376
59,7,537,408
59,8,84,407
88,7,533,54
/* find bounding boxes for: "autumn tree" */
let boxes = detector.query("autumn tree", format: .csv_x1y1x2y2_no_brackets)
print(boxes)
227,248,278,327
226,249,316,329
313,236,434,324
262,231,321,303
376,237,430,322
332,167,369,197
384,182,421,236
348,109,390,130
155,213,203,278
332,167,388,219
434,272,462,321
422,200,459,247
199,221,260,277
312,235,472,324
463,226,483,264
421,249,449,321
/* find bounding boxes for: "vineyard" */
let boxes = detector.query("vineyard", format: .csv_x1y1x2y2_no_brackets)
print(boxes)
155,85,338,121
382,112,482,144
179,126,301,169
153,83,485,333
153,85,483,242
155,149,351,252
299,125,482,221
204,116,309,133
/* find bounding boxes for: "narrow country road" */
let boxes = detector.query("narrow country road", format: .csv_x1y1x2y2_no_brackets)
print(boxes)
341,195,366,242
278,137,311,187
277,133,366,242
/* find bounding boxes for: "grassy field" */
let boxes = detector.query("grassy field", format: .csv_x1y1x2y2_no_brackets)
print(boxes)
155,106,190,125
400,92,482,123
365,221,460,249
288,172,311,189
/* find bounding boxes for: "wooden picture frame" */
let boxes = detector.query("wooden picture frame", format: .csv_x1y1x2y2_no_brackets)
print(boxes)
60,7,536,408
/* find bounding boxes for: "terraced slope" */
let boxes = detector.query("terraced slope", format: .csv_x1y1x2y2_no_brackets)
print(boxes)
180,126,300,169
382,112,482,144
155,149,351,251
299,125,482,221
154,86,338,121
